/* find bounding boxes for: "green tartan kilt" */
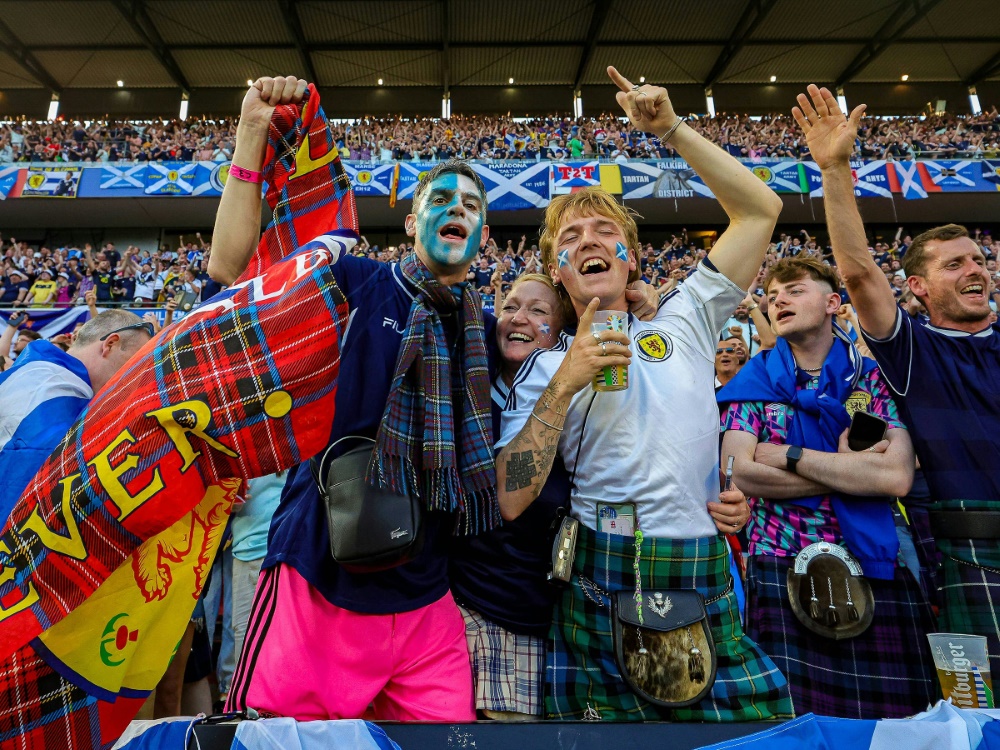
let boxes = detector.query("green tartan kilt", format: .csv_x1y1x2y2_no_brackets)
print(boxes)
931,500,1000,678
545,525,794,722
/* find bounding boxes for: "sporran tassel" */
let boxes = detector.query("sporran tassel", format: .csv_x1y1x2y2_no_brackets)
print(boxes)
686,627,705,683
635,629,649,680
825,577,839,627
809,575,821,620
846,579,859,622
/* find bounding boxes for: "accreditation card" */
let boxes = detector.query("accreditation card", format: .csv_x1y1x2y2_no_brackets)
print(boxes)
597,502,636,537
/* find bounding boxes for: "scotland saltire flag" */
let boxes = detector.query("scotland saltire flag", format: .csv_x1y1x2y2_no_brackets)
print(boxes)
144,162,197,195
921,160,981,192
475,162,549,210
981,160,1000,188
619,162,666,199
888,161,936,199
100,164,146,189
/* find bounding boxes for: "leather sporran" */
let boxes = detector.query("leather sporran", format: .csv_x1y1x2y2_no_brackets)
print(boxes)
786,542,874,640
612,590,717,708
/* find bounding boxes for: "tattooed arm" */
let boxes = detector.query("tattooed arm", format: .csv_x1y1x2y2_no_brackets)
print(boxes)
497,299,632,521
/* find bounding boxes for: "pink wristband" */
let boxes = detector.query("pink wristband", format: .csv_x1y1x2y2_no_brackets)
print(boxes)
229,164,262,184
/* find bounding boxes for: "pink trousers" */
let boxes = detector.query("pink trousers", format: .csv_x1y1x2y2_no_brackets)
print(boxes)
226,563,475,721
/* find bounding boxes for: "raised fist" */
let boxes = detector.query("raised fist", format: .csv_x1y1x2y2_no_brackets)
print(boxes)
241,76,309,131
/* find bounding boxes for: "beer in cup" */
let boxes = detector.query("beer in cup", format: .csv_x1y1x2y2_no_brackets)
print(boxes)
927,633,994,708
591,310,628,392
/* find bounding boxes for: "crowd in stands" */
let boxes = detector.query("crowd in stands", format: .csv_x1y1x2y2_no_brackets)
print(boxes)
5,69,1000,740
4,227,997,315
3,106,1000,164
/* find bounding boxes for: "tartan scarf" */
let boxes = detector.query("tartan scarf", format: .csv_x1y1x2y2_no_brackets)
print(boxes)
370,251,499,536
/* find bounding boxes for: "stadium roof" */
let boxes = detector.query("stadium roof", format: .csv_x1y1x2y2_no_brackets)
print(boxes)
0,0,997,115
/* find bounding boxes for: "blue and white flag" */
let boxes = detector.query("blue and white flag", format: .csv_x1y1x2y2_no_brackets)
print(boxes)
233,718,401,750
698,700,1000,750
110,718,198,749
342,162,395,196
619,162,666,199
145,161,197,195
101,163,147,190
0,307,90,338
0,339,93,522
922,160,983,192
393,162,435,200
981,160,1000,186
474,161,549,210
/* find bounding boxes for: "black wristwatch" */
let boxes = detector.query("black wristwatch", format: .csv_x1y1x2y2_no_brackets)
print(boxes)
785,445,803,474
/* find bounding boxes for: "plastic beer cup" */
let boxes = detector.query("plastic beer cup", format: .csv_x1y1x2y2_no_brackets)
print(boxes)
927,633,994,708
591,310,628,392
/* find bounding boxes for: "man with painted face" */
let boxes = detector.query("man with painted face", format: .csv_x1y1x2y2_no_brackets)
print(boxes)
212,77,496,722
496,68,792,721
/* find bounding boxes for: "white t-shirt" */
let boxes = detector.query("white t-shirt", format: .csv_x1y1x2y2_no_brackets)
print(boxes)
499,264,744,539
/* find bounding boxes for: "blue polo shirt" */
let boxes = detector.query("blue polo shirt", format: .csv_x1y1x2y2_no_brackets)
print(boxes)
263,255,498,614
861,307,1000,502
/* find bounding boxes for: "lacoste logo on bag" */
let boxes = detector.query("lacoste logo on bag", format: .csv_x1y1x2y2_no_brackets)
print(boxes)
390,528,409,540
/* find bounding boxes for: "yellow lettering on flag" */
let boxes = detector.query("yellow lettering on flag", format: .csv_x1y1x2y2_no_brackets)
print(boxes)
289,132,338,182
36,480,238,696
599,164,622,195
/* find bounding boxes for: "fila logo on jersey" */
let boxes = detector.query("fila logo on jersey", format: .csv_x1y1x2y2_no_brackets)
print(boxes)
382,317,405,334
635,330,673,362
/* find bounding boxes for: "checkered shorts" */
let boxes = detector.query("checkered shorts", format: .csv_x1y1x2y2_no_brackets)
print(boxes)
459,605,545,717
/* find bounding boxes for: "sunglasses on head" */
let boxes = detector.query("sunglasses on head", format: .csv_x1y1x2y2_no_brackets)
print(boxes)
716,347,736,354
100,321,155,341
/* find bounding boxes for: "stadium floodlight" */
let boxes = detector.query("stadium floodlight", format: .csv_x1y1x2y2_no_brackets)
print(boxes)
705,89,716,118
117,80,124,87
573,92,583,118
46,95,59,120
770,75,776,82
378,78,383,86
969,86,982,115
836,87,848,114
442,93,451,118
508,77,514,84
639,76,645,83
179,94,189,121
901,74,909,82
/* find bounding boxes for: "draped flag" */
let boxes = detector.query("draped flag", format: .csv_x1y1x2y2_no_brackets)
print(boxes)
0,83,358,750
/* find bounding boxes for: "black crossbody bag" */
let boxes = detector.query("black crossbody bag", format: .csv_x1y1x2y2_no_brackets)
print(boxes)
311,436,424,573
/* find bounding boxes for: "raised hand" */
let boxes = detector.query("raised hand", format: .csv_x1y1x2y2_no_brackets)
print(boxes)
607,67,678,138
240,76,309,131
791,84,866,170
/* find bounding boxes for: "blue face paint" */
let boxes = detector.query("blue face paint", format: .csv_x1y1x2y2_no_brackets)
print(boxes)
558,249,570,268
415,173,484,268
616,242,629,263
539,322,551,335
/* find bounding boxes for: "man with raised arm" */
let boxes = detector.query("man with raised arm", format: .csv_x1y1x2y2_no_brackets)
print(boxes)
496,67,792,722
794,84,1000,677
215,77,499,722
